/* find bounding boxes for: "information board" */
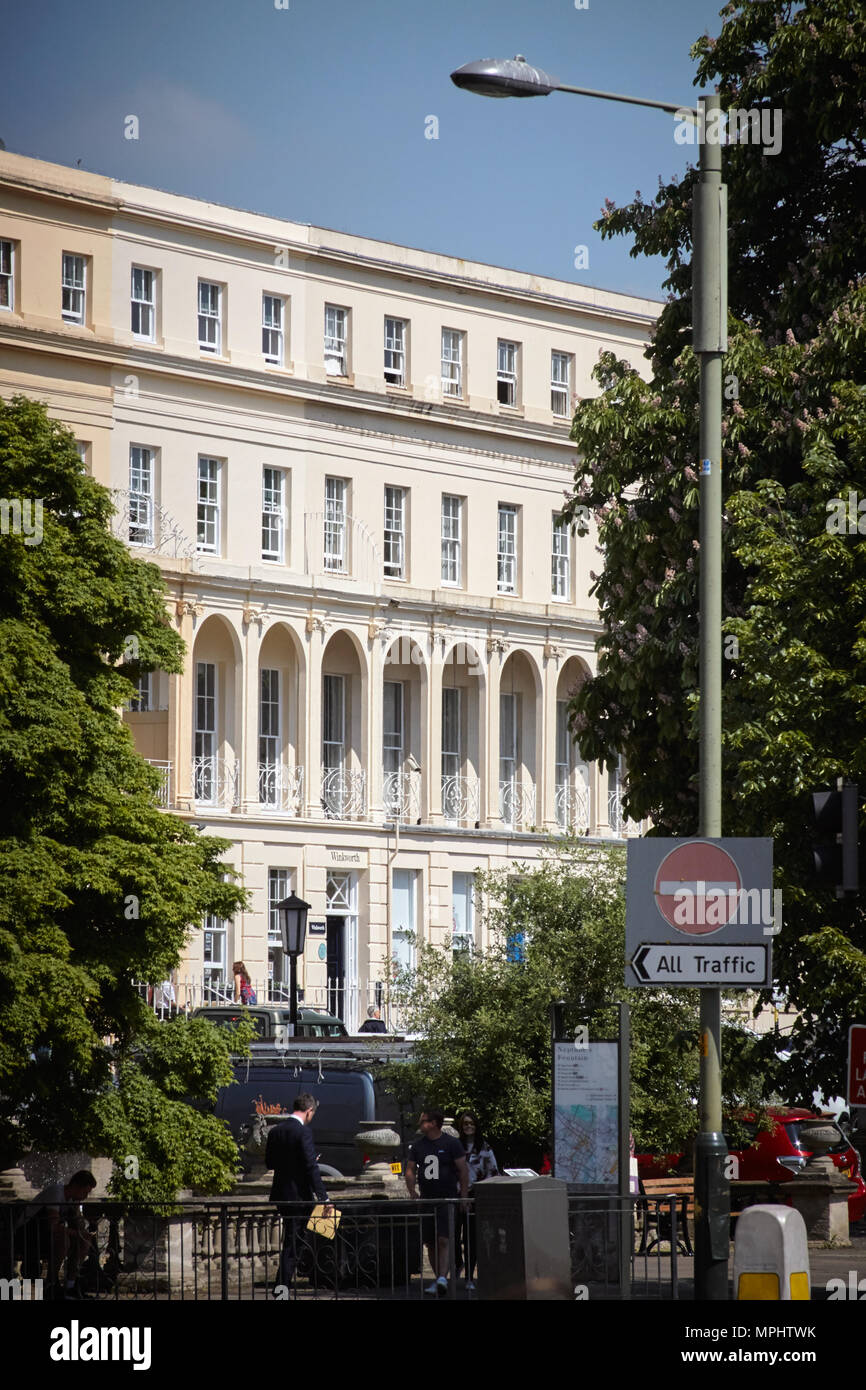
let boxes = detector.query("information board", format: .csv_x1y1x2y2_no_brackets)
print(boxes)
552,1041,619,1189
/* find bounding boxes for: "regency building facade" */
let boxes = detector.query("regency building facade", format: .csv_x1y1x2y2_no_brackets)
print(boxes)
0,151,659,1030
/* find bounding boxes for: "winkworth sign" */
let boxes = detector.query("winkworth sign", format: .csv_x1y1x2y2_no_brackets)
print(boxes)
626,838,774,988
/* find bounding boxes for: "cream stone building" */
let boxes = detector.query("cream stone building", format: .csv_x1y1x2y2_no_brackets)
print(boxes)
0,150,660,1030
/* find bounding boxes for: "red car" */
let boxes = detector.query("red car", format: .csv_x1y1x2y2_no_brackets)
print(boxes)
637,1108,866,1223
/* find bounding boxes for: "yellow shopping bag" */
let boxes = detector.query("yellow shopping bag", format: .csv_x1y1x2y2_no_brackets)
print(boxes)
306,1205,340,1240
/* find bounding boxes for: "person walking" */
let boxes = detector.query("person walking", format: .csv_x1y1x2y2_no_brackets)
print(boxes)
454,1110,499,1291
265,1093,333,1292
404,1106,468,1297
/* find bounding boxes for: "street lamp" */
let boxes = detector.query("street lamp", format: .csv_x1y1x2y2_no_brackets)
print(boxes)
452,56,728,1300
276,892,310,1037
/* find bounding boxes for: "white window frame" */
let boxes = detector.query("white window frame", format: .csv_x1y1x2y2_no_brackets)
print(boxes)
551,351,571,417
268,868,292,944
441,328,463,397
198,280,222,354
261,466,286,563
441,686,462,781
324,476,347,572
262,293,285,365
194,660,217,803
441,494,462,587
131,266,155,341
497,339,518,407
0,239,14,312
384,316,407,387
196,456,221,554
383,680,404,778
551,515,571,600
451,871,476,954
322,673,345,772
203,908,229,998
497,504,518,595
259,668,281,803
128,445,155,546
499,691,518,808
324,304,347,376
384,485,406,579
62,253,86,325
127,672,152,713
391,868,418,973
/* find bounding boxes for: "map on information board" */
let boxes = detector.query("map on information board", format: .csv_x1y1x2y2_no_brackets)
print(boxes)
553,1042,619,1187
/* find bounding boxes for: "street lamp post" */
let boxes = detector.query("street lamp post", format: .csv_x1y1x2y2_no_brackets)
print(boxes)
277,891,311,1037
452,58,729,1298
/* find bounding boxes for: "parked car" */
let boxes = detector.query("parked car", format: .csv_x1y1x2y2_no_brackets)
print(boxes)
192,1003,348,1042
637,1108,866,1223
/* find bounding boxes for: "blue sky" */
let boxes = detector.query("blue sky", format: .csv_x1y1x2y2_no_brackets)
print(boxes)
1,0,729,301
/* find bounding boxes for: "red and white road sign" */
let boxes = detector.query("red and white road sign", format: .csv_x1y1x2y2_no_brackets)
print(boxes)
848,1024,866,1107
654,840,742,936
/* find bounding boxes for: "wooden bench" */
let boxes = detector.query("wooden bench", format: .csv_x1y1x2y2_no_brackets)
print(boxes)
637,1177,695,1256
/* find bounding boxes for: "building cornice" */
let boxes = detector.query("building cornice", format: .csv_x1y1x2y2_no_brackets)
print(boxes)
0,320,581,462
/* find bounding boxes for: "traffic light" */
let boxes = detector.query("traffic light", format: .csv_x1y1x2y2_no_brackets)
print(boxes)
811,779,859,897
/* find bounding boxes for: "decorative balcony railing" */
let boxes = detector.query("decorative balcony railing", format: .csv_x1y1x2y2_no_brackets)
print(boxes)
608,789,642,837
441,773,480,825
383,770,421,824
192,755,241,809
555,778,590,834
258,763,304,815
321,766,367,820
499,780,536,831
145,759,172,808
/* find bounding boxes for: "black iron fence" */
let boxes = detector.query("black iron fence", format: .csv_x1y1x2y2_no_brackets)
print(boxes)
0,1194,686,1302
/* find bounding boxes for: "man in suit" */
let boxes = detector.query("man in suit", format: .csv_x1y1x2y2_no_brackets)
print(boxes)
266,1092,333,1291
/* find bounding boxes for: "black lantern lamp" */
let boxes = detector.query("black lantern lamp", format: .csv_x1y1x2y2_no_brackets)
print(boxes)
277,892,310,1036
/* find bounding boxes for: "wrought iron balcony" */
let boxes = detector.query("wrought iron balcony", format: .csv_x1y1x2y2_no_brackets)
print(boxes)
145,759,172,808
499,780,537,831
258,763,304,815
608,789,642,837
192,756,241,809
321,766,367,820
555,780,590,834
441,773,480,825
383,770,421,824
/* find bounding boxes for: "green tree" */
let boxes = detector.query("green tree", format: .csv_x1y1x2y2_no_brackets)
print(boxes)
0,395,249,1197
558,0,866,1102
384,842,766,1161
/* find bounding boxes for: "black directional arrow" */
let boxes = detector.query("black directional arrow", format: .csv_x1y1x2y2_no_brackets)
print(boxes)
632,945,652,983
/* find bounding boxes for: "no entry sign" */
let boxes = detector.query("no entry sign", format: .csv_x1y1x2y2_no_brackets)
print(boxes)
654,840,742,934
626,837,773,988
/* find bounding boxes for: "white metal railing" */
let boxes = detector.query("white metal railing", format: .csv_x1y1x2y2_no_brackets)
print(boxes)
321,766,367,820
258,762,304,815
499,780,536,830
192,756,241,809
146,759,172,807
383,770,421,824
441,772,480,825
608,789,642,837
112,489,200,565
555,778,590,834
139,979,409,1034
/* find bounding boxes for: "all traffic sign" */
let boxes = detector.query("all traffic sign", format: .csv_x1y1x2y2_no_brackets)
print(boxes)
631,943,767,986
